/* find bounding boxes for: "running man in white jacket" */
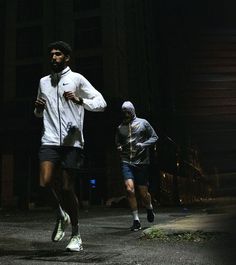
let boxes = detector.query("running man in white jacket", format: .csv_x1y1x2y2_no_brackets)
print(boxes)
34,41,107,251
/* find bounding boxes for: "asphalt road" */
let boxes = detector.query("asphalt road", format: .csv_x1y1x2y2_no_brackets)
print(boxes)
0,203,235,265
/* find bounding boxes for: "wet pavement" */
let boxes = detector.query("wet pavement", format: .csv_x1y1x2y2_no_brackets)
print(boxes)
0,198,236,265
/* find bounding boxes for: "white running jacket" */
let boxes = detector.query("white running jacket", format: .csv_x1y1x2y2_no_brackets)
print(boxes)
34,67,107,148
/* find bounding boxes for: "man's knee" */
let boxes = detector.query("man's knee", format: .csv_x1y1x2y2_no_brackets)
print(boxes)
126,188,135,198
62,169,76,191
40,175,51,188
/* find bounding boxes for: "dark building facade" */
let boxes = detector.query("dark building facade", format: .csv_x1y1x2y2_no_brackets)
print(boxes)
158,0,236,196
0,0,162,208
1,0,235,208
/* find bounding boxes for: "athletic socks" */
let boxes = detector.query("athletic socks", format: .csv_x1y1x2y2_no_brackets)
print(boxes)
132,210,140,221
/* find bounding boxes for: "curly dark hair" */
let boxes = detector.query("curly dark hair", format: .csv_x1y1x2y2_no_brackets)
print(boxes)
48,41,72,56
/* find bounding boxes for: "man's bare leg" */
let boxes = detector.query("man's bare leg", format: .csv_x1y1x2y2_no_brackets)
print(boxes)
137,185,155,222
61,169,79,236
124,179,141,231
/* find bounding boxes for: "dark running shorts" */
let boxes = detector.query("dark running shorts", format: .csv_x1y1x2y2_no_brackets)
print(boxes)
121,162,149,186
38,145,84,169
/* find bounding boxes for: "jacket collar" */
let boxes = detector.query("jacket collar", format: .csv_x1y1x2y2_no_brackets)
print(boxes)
49,66,71,87
60,66,71,76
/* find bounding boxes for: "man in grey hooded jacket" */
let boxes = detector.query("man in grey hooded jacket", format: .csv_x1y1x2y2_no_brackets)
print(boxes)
116,101,158,231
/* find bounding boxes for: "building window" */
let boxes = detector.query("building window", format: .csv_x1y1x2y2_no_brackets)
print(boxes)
74,16,102,49
16,26,43,59
17,0,43,22
75,56,103,89
16,64,42,98
74,0,100,12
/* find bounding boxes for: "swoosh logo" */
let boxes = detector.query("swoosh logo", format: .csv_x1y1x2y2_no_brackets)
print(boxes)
63,83,69,86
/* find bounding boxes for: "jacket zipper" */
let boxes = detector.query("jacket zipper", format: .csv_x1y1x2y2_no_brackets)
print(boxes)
57,84,62,145
129,123,132,163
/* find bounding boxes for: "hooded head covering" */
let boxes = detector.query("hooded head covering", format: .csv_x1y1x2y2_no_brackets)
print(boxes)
121,101,136,120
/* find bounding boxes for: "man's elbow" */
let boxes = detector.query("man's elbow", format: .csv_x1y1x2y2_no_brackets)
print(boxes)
98,100,107,112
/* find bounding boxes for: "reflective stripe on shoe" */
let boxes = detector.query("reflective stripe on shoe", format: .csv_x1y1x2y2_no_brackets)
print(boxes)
51,212,70,242
66,235,83,252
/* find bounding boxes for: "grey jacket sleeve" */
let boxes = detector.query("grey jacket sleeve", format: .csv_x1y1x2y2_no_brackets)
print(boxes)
141,120,158,148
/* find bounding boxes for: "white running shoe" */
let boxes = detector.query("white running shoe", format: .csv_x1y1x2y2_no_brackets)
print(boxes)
66,235,83,252
51,212,70,242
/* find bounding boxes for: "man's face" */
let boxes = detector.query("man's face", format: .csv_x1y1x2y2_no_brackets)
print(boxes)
122,109,133,123
49,48,68,72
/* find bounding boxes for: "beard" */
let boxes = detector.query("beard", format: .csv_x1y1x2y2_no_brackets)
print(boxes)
50,72,61,87
50,61,66,73
50,61,66,87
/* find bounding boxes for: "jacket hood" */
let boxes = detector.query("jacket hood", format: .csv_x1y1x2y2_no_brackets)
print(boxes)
121,101,136,119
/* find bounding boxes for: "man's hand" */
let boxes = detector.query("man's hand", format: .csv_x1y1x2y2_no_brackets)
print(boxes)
63,91,83,105
35,98,46,112
136,143,144,150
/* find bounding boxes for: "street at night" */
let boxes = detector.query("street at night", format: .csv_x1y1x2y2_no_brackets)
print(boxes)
0,198,236,265
1,1,236,264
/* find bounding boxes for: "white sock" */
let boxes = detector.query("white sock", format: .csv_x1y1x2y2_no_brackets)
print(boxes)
132,210,140,221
